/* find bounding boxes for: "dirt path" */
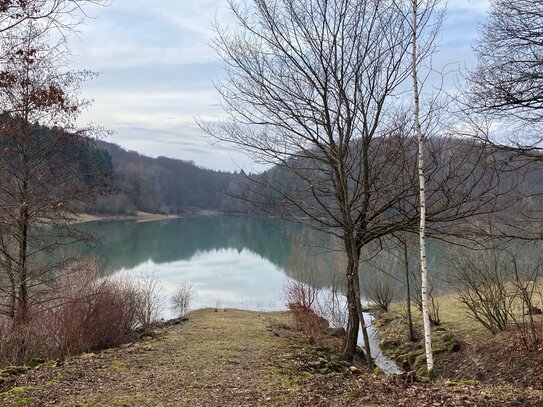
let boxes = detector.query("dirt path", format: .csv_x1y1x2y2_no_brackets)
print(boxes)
0,309,311,406
1,309,542,407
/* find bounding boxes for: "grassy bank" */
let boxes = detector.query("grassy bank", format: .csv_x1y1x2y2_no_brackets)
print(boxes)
373,294,543,386
0,308,541,406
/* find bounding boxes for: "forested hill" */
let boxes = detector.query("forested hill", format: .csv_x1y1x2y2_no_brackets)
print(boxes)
87,140,243,215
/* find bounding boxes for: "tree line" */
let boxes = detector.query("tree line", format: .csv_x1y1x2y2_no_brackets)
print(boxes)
84,140,245,216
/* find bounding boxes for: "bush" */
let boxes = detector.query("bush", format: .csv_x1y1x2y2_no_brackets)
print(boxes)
0,260,145,366
171,282,196,317
131,271,164,328
283,278,328,343
450,244,543,350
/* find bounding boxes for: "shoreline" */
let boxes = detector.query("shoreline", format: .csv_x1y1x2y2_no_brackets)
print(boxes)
72,211,180,224
71,210,225,224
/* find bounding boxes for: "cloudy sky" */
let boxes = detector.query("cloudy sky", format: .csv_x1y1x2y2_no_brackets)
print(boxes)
70,0,491,172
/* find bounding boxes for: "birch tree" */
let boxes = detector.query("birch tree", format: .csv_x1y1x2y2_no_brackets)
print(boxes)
411,0,432,378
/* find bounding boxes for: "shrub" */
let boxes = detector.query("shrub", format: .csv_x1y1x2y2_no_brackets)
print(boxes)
131,271,164,328
450,244,543,350
283,278,328,343
171,282,196,317
0,260,144,366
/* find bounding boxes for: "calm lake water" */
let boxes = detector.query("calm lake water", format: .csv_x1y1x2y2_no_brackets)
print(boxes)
78,215,336,314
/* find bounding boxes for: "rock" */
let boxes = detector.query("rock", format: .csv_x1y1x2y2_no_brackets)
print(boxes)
380,338,400,350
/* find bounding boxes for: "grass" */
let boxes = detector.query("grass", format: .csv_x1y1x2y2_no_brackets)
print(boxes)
0,386,34,407
387,293,489,342
0,309,310,406
0,307,540,407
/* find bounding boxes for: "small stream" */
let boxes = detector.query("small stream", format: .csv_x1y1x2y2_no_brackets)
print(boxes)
358,313,401,374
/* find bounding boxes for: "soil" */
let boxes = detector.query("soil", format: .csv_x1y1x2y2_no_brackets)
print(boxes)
0,309,542,407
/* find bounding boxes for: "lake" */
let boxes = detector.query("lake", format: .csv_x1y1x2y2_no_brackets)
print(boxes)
78,215,341,314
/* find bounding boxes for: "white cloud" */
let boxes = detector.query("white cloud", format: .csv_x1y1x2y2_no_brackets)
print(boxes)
68,0,492,172
447,0,489,13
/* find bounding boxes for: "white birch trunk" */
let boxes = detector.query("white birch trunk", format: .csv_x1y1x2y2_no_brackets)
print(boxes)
411,0,434,376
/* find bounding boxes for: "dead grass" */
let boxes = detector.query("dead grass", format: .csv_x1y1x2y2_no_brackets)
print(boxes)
0,309,312,406
389,294,490,342
0,308,541,407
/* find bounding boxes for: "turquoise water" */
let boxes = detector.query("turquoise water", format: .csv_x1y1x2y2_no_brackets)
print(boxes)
77,216,337,312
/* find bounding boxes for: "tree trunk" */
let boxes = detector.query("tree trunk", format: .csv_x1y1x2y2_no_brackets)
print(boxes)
412,0,434,377
342,234,374,367
15,123,31,325
343,278,359,362
353,264,374,367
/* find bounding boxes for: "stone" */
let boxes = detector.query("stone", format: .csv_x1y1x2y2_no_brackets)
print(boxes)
349,365,360,373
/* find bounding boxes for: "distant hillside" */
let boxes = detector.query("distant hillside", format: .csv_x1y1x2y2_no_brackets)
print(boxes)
85,140,245,215
85,137,543,222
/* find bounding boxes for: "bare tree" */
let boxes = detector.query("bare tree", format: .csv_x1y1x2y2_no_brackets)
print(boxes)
468,0,543,127
362,246,401,313
0,0,107,36
206,0,444,364
408,0,443,378
133,271,164,327
207,0,525,364
171,281,196,317
0,12,106,325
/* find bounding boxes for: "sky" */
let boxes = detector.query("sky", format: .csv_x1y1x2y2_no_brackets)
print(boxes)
70,0,491,172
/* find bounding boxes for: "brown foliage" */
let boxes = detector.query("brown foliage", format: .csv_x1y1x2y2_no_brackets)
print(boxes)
283,278,328,344
0,263,141,366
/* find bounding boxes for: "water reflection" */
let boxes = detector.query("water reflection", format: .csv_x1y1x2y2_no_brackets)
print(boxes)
78,216,295,274
77,216,340,311
76,216,444,309
120,248,285,313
